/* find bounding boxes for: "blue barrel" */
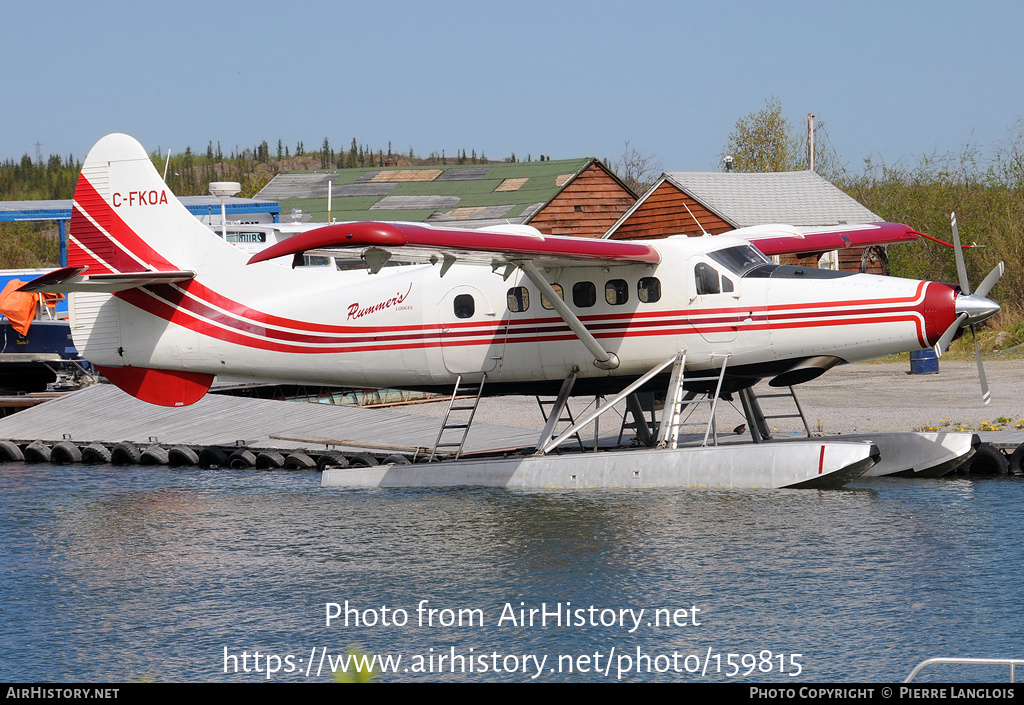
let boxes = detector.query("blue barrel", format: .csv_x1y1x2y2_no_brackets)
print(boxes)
910,348,939,374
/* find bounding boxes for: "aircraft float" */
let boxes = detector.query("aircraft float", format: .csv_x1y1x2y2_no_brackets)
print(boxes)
21,134,1005,489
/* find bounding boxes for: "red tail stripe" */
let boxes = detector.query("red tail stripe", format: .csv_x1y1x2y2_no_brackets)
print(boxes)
73,175,176,272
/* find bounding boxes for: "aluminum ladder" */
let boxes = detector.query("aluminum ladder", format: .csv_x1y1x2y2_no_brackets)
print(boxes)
429,374,486,461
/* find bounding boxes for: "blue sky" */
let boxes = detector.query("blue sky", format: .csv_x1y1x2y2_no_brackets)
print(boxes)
4,0,1023,174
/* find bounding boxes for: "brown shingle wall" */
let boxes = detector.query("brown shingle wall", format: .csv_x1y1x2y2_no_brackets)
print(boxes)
609,181,733,240
527,163,636,238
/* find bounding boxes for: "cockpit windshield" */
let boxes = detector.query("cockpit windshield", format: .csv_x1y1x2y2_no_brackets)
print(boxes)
707,245,772,277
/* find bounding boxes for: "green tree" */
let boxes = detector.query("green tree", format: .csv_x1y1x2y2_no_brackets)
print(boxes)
722,97,845,180
722,97,801,173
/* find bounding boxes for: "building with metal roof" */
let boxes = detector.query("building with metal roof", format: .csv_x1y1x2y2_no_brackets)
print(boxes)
606,170,885,272
257,158,637,238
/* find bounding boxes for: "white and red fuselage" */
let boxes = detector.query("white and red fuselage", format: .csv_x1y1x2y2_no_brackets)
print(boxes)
46,134,967,407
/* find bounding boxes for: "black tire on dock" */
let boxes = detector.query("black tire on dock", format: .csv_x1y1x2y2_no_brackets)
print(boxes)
964,443,1009,475
228,449,256,469
110,441,141,466
349,453,378,467
1008,443,1024,475
284,451,316,470
168,445,199,468
0,440,25,462
316,451,349,471
197,447,230,469
255,450,286,469
383,454,411,465
24,441,52,464
140,445,169,466
82,443,112,465
50,441,82,465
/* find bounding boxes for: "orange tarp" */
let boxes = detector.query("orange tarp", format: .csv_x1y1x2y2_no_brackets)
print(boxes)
0,280,62,336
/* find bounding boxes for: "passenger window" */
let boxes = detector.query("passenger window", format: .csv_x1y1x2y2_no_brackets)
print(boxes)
695,263,720,295
605,279,628,305
573,282,596,308
507,286,530,312
541,283,563,310
454,294,475,319
722,276,735,293
638,277,661,303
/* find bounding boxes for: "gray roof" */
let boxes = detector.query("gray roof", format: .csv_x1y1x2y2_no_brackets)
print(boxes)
663,170,880,228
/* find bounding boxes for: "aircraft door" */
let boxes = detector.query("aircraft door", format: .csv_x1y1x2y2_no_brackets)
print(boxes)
685,257,745,344
437,285,500,375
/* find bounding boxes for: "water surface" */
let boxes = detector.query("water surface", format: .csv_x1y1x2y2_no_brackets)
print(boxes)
1,464,1021,682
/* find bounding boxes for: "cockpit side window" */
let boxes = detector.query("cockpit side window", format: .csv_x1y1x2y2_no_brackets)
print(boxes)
695,262,720,295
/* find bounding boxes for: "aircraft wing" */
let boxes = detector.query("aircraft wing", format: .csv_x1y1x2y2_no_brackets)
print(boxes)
247,222,663,267
732,222,920,257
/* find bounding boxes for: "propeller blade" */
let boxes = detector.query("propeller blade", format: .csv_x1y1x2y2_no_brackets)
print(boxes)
975,261,1005,299
970,323,991,405
950,212,972,296
933,312,968,357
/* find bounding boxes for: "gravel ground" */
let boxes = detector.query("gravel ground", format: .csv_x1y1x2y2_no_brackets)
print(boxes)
397,360,1024,438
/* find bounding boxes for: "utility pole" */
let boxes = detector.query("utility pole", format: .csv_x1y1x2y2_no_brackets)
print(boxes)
807,114,815,172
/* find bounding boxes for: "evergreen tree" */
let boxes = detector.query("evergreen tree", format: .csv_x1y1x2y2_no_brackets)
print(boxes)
321,137,331,169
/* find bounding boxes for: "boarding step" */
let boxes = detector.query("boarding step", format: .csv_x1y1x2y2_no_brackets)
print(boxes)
747,384,812,439
429,374,486,461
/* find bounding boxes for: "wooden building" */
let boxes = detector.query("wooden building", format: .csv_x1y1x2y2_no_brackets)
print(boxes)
606,171,888,273
257,158,637,239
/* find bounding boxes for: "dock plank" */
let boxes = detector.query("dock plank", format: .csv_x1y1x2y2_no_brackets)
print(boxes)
0,384,538,453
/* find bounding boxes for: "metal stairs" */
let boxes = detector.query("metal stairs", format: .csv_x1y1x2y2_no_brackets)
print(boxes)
429,374,486,461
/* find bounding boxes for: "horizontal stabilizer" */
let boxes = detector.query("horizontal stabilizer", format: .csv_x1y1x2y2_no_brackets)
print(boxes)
19,267,195,294
95,365,214,407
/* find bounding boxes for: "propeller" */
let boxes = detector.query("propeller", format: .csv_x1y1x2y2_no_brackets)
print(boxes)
932,212,1004,404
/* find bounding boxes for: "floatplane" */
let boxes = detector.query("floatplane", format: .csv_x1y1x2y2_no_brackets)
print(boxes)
21,134,1004,489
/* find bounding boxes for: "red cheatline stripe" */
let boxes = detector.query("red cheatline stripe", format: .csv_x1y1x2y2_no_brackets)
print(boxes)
119,279,928,355
133,275,929,350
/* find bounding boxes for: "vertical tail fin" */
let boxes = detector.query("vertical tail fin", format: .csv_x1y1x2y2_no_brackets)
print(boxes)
70,133,215,274
67,133,217,406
